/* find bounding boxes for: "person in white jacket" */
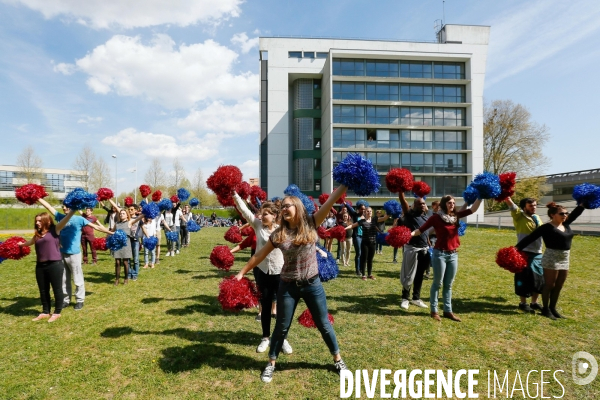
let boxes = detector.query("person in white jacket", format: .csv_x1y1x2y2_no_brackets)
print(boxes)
233,191,293,355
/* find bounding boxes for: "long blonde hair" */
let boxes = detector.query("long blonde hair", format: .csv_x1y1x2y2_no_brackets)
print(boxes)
271,196,318,246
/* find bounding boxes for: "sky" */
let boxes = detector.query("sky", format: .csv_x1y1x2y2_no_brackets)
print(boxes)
1,0,599,194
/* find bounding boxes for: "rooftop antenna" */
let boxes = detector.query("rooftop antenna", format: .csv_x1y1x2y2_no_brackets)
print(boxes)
443,0,446,25
434,0,445,42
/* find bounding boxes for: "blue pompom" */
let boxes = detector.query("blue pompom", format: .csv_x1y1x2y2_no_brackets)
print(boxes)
332,153,380,196
283,185,315,214
284,184,302,197
255,197,262,208
383,200,402,219
139,199,148,206
189,197,199,207
316,244,339,282
142,202,160,219
63,188,98,210
187,220,201,232
165,231,178,241
356,199,370,208
572,183,600,209
157,198,173,212
376,232,390,246
106,230,128,251
471,172,501,199
271,196,282,202
458,220,467,236
143,236,158,251
462,185,480,206
177,188,191,202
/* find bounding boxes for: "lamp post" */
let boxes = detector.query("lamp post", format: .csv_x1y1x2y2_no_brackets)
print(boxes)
112,155,117,205
132,160,137,203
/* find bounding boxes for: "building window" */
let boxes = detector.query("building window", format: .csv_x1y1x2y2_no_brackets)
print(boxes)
333,151,466,174
313,97,321,109
366,60,399,77
303,52,315,58
333,128,465,150
332,59,365,76
334,105,465,126
289,51,302,58
333,105,365,124
313,79,321,90
366,83,399,101
366,106,399,124
295,159,313,191
333,82,365,100
400,61,433,78
316,52,328,59
434,62,465,79
334,59,466,79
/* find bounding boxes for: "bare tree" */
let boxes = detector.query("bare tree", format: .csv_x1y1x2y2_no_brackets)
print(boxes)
88,158,113,192
144,157,166,189
72,145,96,190
16,145,43,183
171,158,186,189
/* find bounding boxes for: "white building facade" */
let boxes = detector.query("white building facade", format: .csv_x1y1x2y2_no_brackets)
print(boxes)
0,165,87,200
259,25,490,220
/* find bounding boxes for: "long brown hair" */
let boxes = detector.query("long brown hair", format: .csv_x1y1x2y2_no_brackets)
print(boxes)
260,201,279,217
440,195,459,225
34,212,55,238
117,208,131,223
271,196,318,246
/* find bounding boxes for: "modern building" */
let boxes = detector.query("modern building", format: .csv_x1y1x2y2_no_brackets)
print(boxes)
0,165,87,200
258,24,490,220
542,168,600,203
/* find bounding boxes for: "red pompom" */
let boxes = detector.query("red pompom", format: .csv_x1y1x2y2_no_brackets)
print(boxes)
335,191,347,205
218,275,260,312
317,226,330,240
298,308,334,328
386,226,412,248
139,185,152,198
207,165,243,207
224,226,243,243
318,193,329,206
496,247,528,273
151,190,162,202
92,237,107,251
386,168,414,193
328,225,346,241
412,181,431,198
217,193,235,207
239,234,256,250
96,188,114,201
240,226,254,236
170,195,179,204
236,182,251,200
495,172,517,202
210,245,235,271
15,184,48,205
250,186,267,207
0,237,31,260
124,197,134,207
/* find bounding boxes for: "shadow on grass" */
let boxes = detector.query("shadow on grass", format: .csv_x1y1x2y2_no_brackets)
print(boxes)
140,294,236,316
0,296,39,316
85,271,115,284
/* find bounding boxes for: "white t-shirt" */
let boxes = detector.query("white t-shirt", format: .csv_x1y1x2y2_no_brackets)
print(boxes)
173,209,183,227
144,221,157,237
154,214,165,231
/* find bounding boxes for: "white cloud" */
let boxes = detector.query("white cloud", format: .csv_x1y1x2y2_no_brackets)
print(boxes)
2,0,242,29
177,98,258,134
486,0,600,87
231,32,259,54
77,116,103,124
54,34,258,109
240,159,259,180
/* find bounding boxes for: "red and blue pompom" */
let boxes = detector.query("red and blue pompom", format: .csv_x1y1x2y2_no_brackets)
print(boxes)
386,226,412,248
316,244,338,282
240,226,254,236
376,232,390,246
298,308,334,328
332,153,380,196
124,196,134,207
218,275,260,312
177,188,190,202
317,226,330,240
318,193,329,206
165,231,178,242
0,237,30,260
15,184,48,205
210,245,235,271
93,237,107,251
187,220,201,232
189,197,199,207
462,185,480,206
328,225,346,241
142,202,160,219
471,172,501,199
572,183,600,209
386,168,413,193
106,230,128,251
96,188,114,201
143,236,158,251
224,226,243,243
157,198,173,212
383,200,402,219
495,172,517,202
170,195,180,204
207,165,243,207
496,247,528,273
151,190,162,202
412,181,431,198
63,188,98,210
458,220,467,236
139,185,152,198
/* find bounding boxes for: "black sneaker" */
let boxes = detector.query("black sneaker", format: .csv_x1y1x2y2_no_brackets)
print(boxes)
541,308,557,320
74,302,84,311
261,363,275,383
423,273,430,280
530,303,543,311
334,359,348,373
549,308,567,319
518,303,534,313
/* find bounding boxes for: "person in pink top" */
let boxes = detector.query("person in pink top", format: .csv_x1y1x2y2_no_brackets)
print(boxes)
410,195,482,322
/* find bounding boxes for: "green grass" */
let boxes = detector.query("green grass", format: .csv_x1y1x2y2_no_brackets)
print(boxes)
0,228,599,399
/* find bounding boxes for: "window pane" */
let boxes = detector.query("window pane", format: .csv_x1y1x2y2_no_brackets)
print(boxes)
289,51,302,58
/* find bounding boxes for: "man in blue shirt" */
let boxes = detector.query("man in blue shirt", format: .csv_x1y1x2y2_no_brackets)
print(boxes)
39,198,111,310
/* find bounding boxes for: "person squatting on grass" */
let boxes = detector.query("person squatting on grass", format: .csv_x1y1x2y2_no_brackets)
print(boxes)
107,199,144,285
410,195,482,322
20,210,76,322
235,186,350,383
398,192,430,311
516,201,585,320
38,198,112,311
505,196,544,313
233,191,293,355
345,207,388,280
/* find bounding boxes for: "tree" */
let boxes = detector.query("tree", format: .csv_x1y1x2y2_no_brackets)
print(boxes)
88,157,113,192
72,145,96,190
144,157,166,189
16,145,43,183
171,158,186,189
514,176,548,204
190,167,212,207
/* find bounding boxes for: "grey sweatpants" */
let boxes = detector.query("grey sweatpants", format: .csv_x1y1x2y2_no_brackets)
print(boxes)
401,244,429,290
62,252,85,304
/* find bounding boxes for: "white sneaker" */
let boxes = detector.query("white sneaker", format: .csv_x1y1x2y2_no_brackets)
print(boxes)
401,299,410,310
256,338,270,353
411,299,428,308
282,339,293,355
261,363,275,383
165,252,171,257
176,250,180,255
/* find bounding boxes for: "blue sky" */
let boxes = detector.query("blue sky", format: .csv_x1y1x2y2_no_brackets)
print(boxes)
1,0,599,194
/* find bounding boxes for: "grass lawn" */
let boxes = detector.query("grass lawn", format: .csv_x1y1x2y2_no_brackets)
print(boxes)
0,228,599,399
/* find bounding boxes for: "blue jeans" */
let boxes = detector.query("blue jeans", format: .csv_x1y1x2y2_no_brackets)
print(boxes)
129,238,139,279
167,226,181,251
393,247,399,261
353,236,362,274
269,278,340,360
144,247,156,266
430,249,459,313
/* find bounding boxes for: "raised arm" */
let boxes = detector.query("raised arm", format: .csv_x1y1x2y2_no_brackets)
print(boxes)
398,192,410,215
377,213,390,223
233,192,259,226
235,240,276,280
565,204,584,226
107,198,121,213
37,198,58,215
55,209,76,235
89,221,113,235
128,213,144,228
469,198,483,213
314,185,348,226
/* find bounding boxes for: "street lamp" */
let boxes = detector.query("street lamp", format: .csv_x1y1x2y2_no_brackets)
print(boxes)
132,160,138,203
112,155,117,205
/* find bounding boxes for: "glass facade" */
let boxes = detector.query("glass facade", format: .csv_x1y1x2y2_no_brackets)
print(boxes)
332,59,466,79
333,128,466,150
333,151,466,174
333,82,465,103
333,105,466,126
333,174,467,198
0,169,86,194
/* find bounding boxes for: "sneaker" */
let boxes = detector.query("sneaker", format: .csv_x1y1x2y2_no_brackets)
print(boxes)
530,303,543,311
255,313,261,322
541,308,557,320
176,250,180,255
256,338,270,353
62,302,70,309
48,314,61,322
165,252,171,257
261,363,275,383
355,271,361,277
334,359,348,373
74,302,84,311
392,259,398,263
423,273,430,280
411,299,428,308
368,275,376,280
549,308,567,319
518,303,534,313
282,339,293,355
361,276,367,281
400,299,410,310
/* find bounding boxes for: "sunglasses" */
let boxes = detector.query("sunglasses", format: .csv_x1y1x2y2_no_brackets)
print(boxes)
558,212,570,216
281,204,295,210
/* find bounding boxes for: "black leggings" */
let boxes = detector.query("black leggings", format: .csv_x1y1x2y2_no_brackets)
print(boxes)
253,267,281,338
360,239,376,277
36,261,65,314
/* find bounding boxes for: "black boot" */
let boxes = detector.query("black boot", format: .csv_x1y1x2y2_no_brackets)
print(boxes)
541,307,557,320
549,308,566,319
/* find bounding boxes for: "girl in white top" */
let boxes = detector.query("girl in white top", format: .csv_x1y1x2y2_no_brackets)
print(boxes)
142,217,157,269
153,213,171,263
233,191,291,355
